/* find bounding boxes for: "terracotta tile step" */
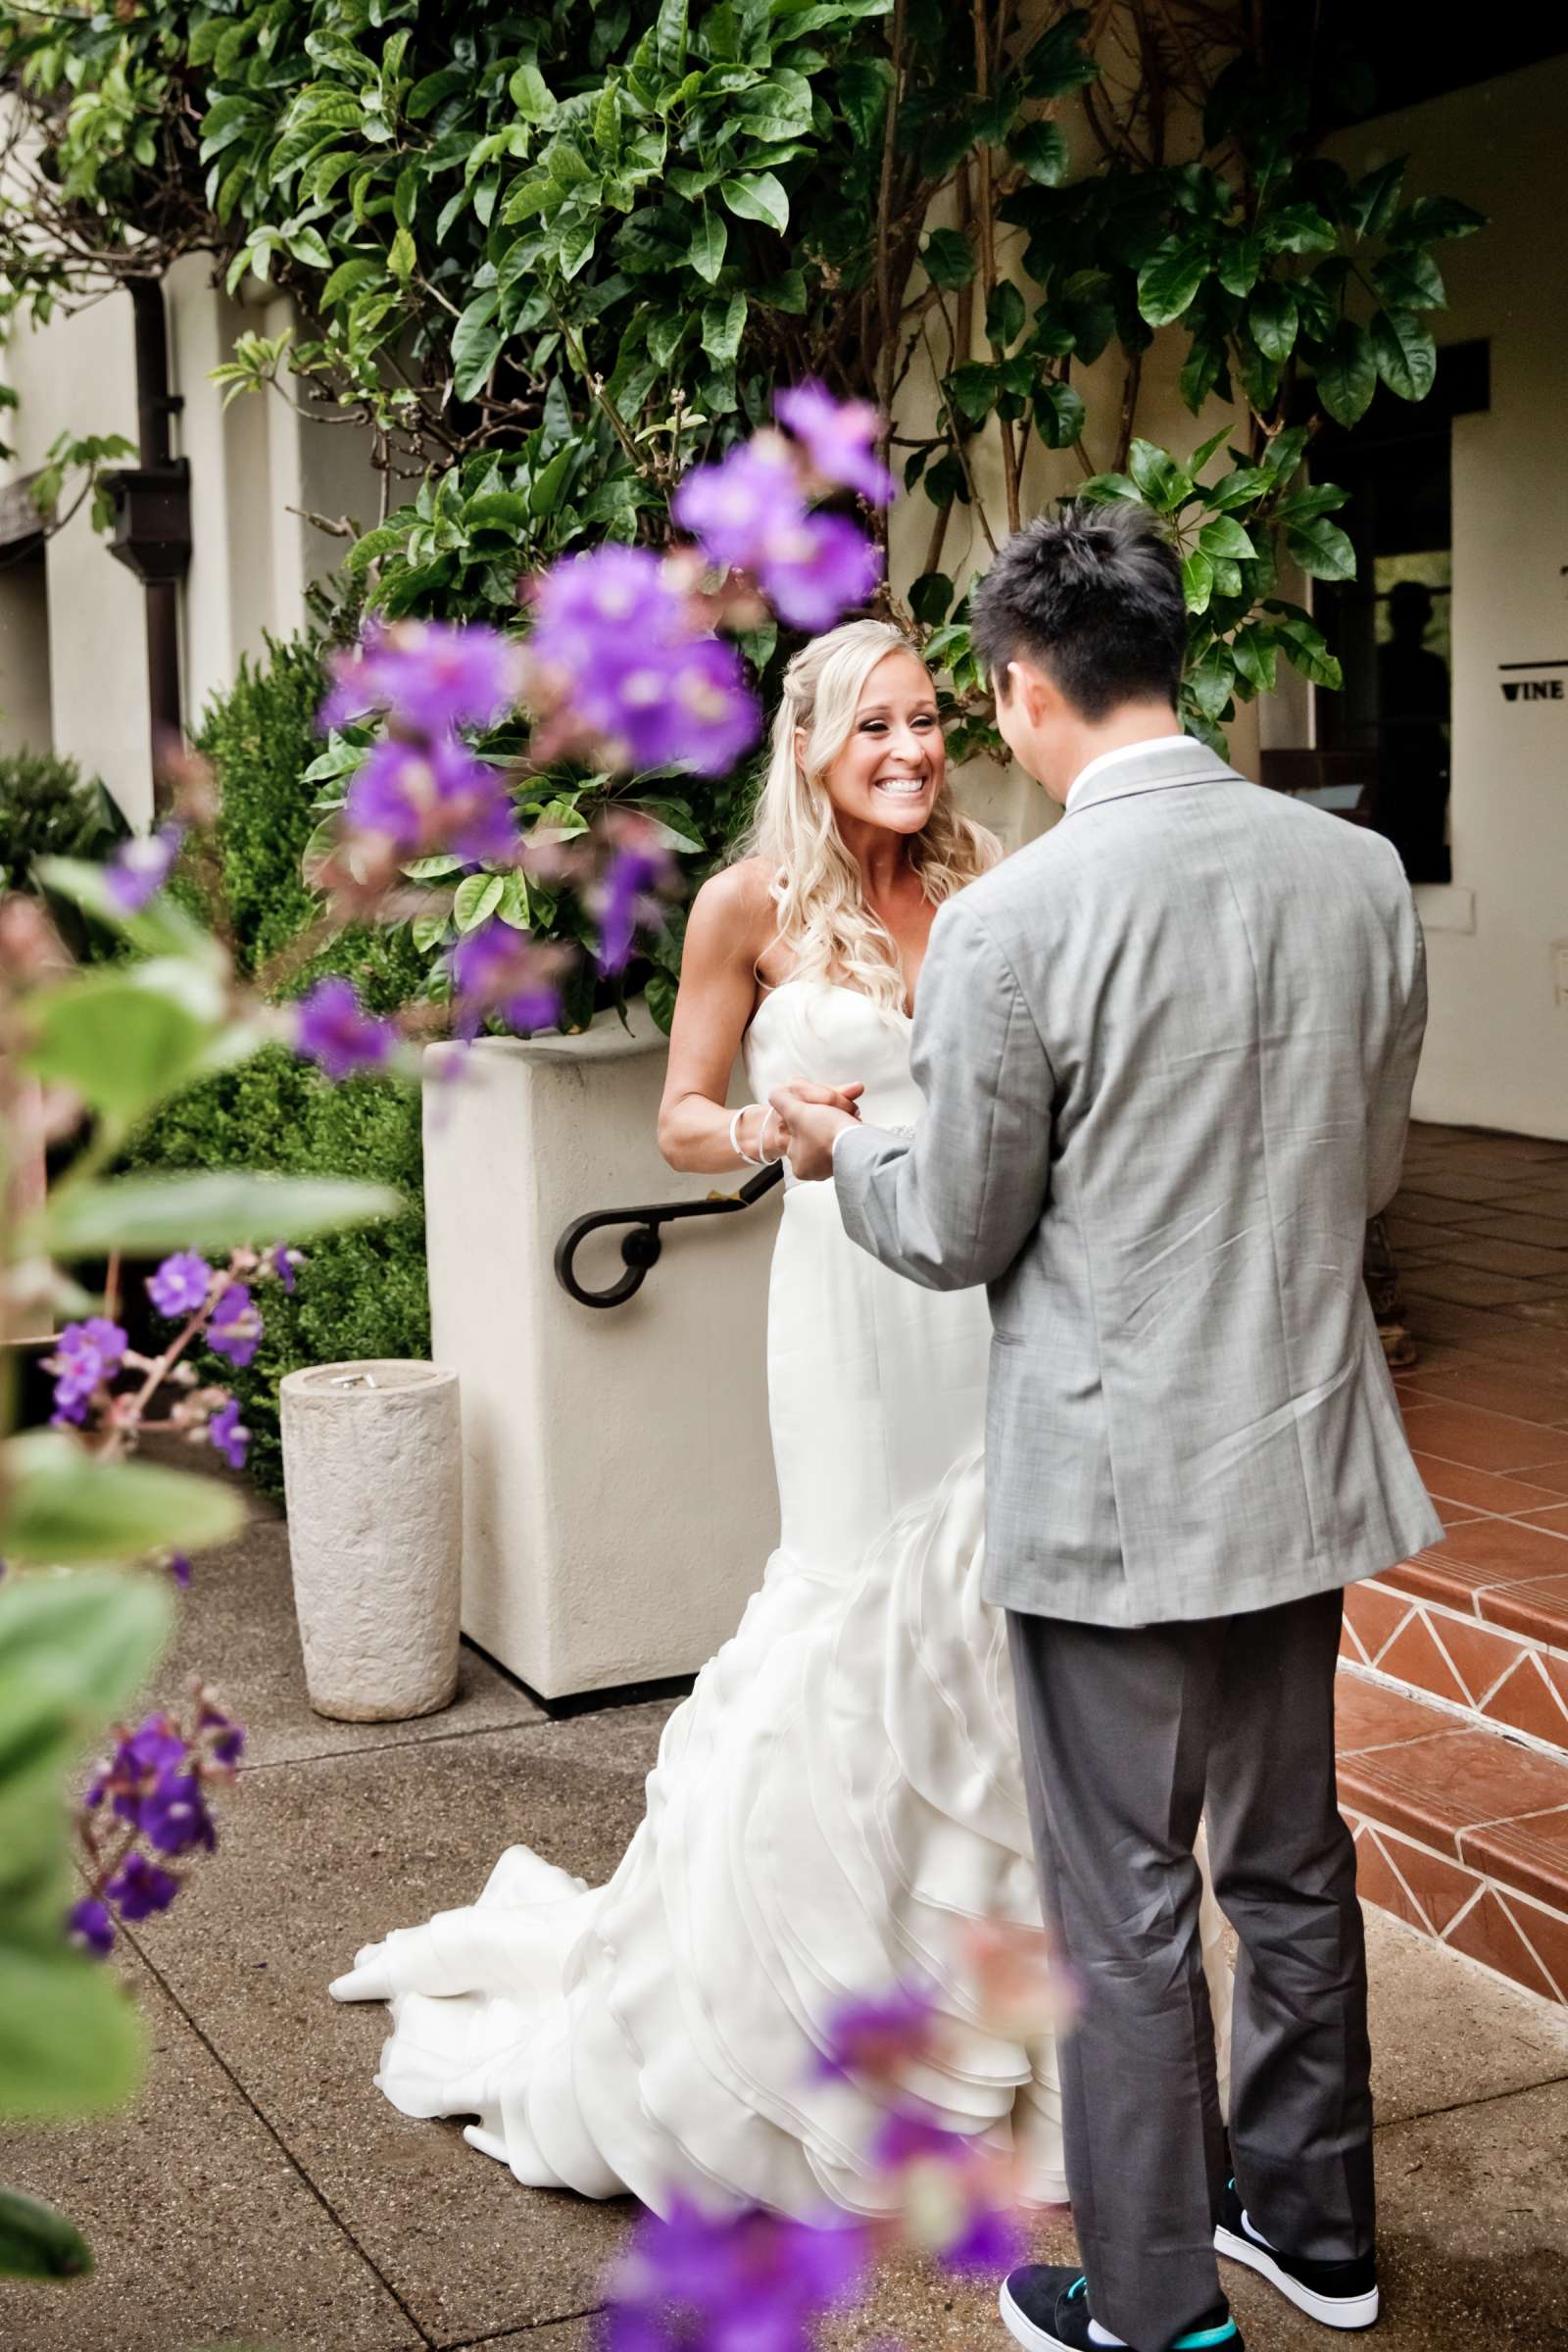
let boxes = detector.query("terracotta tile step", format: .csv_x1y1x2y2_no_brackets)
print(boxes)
1335,1662,1568,2003
1344,1569,1568,1751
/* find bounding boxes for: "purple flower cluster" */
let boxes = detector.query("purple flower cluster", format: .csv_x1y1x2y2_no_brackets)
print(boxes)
345,734,517,866
871,2113,1024,2278
293,977,396,1080
670,385,892,631
147,1250,212,1320
525,546,760,779
606,2199,867,2352
592,815,679,978
74,1693,246,1957
813,1981,939,2083
104,823,185,915
208,1396,249,1470
46,1316,127,1427
208,1283,262,1369
449,919,566,1039
320,618,520,737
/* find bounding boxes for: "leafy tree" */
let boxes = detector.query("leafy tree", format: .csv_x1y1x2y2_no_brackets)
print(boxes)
0,3,1482,930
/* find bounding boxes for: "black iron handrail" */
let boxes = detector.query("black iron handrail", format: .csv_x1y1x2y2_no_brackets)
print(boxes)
554,1161,784,1309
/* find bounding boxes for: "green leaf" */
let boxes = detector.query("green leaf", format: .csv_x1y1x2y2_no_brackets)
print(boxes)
1127,439,1194,514
0,1565,172,1728
1284,514,1357,580
1216,232,1262,299
656,0,689,76
1369,309,1437,402
1009,121,1067,186
1261,202,1337,255
1315,321,1377,427
1373,246,1446,313
0,1436,244,1570
1387,195,1486,246
1344,156,1405,240
689,210,728,283
453,873,505,933
948,364,998,423
1034,380,1086,449
22,961,224,1125
1077,472,1143,504
719,171,789,233
38,1172,404,1259
495,871,532,930
30,859,215,965
1261,423,1310,481
908,572,954,625
1179,336,1225,416
1270,603,1344,689
528,446,575,515
451,292,503,402
0,1939,145,2121
1182,549,1213,614
386,225,416,283
702,290,748,365
1186,641,1236,719
1202,465,1272,512
986,281,1026,349
1249,279,1298,363
1136,238,1207,327
921,228,975,290
509,63,556,122
0,2189,92,2280
408,66,470,120
1231,624,1279,696
1198,514,1255,562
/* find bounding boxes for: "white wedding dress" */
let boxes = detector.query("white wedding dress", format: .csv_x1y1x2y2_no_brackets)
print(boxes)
331,979,1231,2218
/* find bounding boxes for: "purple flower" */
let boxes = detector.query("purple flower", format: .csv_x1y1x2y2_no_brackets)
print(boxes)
531,544,692,642
941,2200,1025,2278
269,1243,298,1294
449,919,565,1039
870,2112,1023,2278
607,2199,867,2352
139,1768,217,1858
208,1396,249,1471
775,381,897,504
344,733,518,865
146,1250,211,1319
104,823,185,914
168,1552,192,1590
760,512,884,631
596,828,677,977
210,1721,245,1767
208,1283,263,1369
293,977,396,1081
815,1982,939,2082
67,1897,115,1958
672,440,807,574
48,1316,128,1426
107,1714,189,1824
106,1852,180,1922
320,618,519,736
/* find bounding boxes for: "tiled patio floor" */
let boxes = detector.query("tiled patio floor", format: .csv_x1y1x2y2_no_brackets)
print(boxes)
5,1123,1568,2350
1336,1121,1568,2006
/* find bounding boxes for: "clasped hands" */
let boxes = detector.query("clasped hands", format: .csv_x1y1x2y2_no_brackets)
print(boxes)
766,1079,865,1182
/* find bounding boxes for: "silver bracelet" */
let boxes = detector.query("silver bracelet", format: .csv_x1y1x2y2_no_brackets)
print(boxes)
728,1102,782,1167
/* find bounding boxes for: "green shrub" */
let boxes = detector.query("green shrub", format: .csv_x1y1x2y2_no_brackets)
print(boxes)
190,632,326,973
0,746,126,957
128,636,431,1494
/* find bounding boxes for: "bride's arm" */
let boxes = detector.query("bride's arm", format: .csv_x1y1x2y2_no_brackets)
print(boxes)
658,865,784,1173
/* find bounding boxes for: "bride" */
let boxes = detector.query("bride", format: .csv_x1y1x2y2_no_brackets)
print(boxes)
331,617,1229,2219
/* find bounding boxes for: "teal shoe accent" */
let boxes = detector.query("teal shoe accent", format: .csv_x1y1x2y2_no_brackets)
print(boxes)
1172,2324,1238,2350
1068,2278,1088,2303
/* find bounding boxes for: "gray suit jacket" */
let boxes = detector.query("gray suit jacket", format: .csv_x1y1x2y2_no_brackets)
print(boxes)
834,738,1444,1626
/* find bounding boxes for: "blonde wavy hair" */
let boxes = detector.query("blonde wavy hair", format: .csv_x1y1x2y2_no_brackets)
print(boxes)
741,618,999,1012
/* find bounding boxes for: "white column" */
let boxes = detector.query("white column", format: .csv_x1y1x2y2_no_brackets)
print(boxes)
422,1004,779,1699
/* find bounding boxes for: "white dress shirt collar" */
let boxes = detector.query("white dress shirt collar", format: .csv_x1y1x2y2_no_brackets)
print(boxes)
1064,734,1194,814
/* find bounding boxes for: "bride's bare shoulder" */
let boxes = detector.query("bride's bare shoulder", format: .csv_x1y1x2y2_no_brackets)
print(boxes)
687,857,775,963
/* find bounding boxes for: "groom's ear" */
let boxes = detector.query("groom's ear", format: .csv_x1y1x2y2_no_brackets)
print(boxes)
1007,656,1054,726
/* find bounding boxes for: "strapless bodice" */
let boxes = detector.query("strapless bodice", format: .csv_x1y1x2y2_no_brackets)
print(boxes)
742,981,921,1173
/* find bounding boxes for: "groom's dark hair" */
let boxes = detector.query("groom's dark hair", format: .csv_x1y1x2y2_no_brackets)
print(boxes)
971,499,1186,720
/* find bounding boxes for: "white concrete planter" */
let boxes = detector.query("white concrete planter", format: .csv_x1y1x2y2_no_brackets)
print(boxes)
279,1359,462,1721
422,1004,778,1699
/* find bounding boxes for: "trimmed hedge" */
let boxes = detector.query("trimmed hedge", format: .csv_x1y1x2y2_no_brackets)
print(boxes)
127,634,430,1495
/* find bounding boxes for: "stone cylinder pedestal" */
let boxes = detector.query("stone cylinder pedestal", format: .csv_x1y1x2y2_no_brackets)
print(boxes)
279,1359,462,1721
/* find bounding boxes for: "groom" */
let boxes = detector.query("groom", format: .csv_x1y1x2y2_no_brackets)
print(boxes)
771,501,1442,2352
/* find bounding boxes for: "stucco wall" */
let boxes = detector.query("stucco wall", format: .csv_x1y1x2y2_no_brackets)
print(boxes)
1316,60,1568,1139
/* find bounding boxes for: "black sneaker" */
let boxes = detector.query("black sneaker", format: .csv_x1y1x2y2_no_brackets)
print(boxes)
1214,2177,1379,2329
1000,2264,1243,2352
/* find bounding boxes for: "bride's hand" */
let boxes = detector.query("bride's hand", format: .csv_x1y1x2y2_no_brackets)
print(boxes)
768,1080,864,1182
